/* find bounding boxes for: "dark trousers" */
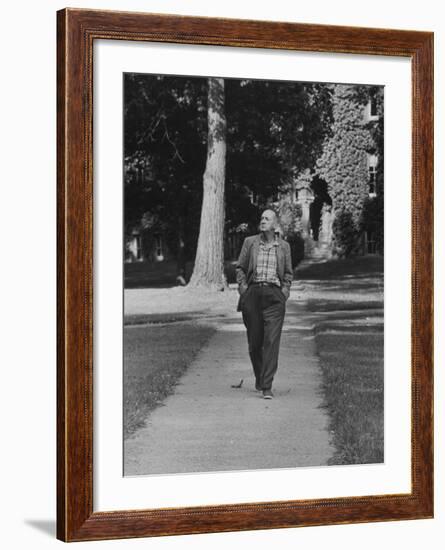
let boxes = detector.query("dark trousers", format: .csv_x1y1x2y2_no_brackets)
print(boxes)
241,284,286,390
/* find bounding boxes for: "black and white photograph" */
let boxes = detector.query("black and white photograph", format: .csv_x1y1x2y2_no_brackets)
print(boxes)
122,73,384,476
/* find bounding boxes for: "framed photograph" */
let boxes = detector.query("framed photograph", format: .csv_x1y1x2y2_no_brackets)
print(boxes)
57,8,433,542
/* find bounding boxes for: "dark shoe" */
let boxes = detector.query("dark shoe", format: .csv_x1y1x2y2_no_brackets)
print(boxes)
263,389,273,399
255,381,262,391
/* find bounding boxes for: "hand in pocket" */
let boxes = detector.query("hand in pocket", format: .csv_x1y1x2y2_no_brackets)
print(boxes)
239,283,248,296
281,286,290,301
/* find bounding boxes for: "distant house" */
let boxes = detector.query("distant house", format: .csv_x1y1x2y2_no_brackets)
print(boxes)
125,228,170,264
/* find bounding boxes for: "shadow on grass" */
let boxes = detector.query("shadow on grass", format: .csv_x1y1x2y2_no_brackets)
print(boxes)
124,322,215,439
125,260,239,289
306,299,383,313
296,255,383,280
124,311,207,326
302,281,383,292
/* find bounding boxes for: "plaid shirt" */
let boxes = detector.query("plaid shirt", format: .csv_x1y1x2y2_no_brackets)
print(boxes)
253,237,281,287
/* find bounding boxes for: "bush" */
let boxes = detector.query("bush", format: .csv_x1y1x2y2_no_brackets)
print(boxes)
316,86,373,231
288,234,305,266
332,210,357,257
361,196,384,255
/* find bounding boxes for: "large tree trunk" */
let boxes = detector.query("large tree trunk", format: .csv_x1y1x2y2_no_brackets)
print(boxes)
188,78,227,290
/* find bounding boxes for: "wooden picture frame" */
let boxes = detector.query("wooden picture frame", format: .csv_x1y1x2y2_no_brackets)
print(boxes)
57,8,433,542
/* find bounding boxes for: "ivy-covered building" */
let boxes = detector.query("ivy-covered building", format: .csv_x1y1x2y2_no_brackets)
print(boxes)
293,84,384,260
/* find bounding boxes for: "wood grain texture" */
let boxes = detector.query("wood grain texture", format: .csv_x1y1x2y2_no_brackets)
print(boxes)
57,8,434,542
56,8,67,541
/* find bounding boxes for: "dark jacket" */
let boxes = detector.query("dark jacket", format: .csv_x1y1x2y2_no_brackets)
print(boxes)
235,234,293,311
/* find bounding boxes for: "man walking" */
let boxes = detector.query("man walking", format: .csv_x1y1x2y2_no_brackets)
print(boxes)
236,210,293,399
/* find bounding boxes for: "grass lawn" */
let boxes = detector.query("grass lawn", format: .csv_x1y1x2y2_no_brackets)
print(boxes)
124,311,206,326
297,255,383,280
124,259,239,288
312,320,383,464
298,256,384,465
124,322,215,439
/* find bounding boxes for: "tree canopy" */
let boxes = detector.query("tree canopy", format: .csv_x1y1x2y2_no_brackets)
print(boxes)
124,74,335,264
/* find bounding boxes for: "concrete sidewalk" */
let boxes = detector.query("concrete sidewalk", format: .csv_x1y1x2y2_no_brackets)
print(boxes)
124,295,334,476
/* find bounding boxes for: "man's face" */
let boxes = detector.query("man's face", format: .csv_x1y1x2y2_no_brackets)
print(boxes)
259,210,276,233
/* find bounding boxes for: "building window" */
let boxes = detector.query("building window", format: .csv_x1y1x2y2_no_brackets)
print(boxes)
370,96,378,117
154,233,164,261
365,99,379,121
367,230,377,254
367,154,378,198
135,235,142,260
248,190,258,205
368,166,377,197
